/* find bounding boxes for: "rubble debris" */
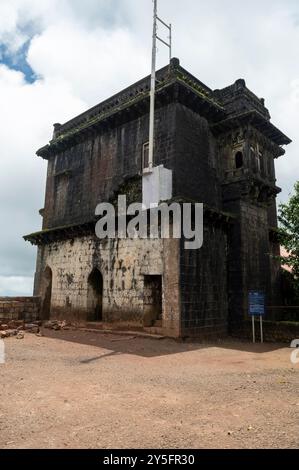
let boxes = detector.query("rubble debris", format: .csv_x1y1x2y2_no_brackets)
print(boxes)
0,319,71,338
0,330,18,339
0,320,25,331
44,320,71,331
0,331,9,339
24,324,40,333
0,320,41,338
0,324,9,331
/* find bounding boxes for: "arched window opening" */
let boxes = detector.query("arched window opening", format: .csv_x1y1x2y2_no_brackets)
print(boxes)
235,151,244,169
258,151,264,174
87,269,103,322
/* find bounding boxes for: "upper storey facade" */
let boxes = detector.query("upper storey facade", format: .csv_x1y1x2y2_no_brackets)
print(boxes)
36,58,291,232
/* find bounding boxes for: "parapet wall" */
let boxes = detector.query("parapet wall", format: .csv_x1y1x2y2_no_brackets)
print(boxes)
0,297,40,322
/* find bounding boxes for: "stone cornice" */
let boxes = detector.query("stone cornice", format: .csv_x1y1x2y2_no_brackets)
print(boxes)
36,59,226,160
36,58,291,160
23,205,235,246
211,110,292,147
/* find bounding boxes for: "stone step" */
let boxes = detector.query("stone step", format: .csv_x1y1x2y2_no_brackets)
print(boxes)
154,320,162,328
85,322,104,330
144,326,165,336
81,327,165,340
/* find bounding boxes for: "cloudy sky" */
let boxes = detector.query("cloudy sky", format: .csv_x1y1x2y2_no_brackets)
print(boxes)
0,0,298,296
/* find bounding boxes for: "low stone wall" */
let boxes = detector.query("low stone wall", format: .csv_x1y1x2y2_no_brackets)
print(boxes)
0,297,40,323
231,320,299,344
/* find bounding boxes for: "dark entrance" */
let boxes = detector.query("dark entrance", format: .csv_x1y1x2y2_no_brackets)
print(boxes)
87,269,103,322
143,275,163,327
235,151,244,169
41,266,52,320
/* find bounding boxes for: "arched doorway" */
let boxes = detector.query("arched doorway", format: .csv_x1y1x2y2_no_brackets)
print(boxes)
235,151,244,169
87,269,103,322
41,266,52,320
143,275,163,327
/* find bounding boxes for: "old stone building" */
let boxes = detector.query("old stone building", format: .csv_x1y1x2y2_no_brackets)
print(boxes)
24,58,291,338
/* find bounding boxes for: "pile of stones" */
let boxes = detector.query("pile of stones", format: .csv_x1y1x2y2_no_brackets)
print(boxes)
0,320,42,339
0,319,72,340
43,320,71,331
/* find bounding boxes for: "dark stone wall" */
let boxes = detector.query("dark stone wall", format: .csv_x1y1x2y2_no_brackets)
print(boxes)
239,201,272,300
220,121,283,329
179,222,229,338
172,104,229,337
174,105,221,208
43,104,176,230
43,101,223,231
225,199,277,329
268,200,278,228
225,201,244,328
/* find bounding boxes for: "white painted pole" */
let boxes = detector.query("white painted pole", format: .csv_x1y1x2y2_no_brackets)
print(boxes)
260,315,264,344
252,316,256,344
148,0,157,171
169,23,172,61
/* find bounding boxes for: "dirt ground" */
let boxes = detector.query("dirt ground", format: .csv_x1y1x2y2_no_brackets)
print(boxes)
0,329,298,449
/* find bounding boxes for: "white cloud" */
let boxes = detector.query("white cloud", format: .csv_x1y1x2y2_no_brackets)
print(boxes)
28,22,149,104
0,0,298,295
0,276,34,296
0,65,86,282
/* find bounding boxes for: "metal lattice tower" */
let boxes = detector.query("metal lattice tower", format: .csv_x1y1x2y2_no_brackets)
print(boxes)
148,0,172,171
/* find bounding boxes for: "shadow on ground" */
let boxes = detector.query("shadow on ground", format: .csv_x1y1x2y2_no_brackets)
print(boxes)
41,328,287,358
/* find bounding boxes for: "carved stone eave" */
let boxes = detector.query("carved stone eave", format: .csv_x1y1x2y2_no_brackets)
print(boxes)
36,62,226,160
222,175,281,206
277,147,286,158
210,110,292,148
246,179,281,205
23,221,96,246
24,202,235,247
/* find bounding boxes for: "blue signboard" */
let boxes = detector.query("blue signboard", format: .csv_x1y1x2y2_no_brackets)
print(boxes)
249,291,265,316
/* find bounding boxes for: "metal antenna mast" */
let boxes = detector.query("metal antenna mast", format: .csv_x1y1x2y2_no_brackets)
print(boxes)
148,0,172,170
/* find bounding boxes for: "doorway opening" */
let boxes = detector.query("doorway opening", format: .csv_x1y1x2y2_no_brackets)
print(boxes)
143,275,163,327
87,268,103,322
41,266,52,320
235,151,244,169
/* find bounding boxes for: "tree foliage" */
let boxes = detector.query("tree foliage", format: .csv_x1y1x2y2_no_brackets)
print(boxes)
279,181,299,295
